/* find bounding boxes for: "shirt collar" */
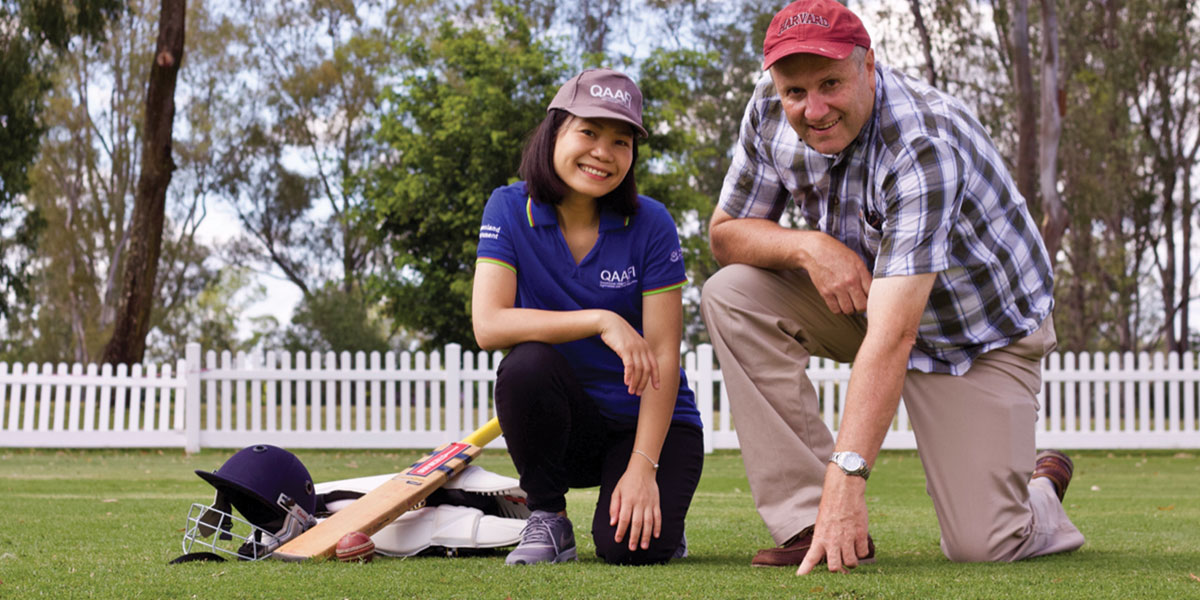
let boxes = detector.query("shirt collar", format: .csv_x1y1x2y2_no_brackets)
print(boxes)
525,196,630,231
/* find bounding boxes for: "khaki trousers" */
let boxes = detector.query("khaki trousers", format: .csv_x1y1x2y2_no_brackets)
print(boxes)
700,264,1084,562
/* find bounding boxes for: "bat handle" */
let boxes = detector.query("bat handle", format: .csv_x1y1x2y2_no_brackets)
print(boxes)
462,417,502,447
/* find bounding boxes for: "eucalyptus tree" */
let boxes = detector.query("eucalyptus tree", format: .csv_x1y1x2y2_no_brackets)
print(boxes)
5,0,213,364
1125,0,1200,351
204,0,413,352
1028,0,1199,352
0,0,123,319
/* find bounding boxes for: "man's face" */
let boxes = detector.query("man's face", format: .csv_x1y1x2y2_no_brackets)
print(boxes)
770,48,876,156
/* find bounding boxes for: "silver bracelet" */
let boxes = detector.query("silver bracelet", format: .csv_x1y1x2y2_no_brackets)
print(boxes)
633,449,659,470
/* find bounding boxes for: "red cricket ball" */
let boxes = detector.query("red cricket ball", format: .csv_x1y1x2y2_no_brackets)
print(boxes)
334,531,375,563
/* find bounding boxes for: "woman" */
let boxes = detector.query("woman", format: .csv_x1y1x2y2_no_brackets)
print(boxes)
472,68,704,566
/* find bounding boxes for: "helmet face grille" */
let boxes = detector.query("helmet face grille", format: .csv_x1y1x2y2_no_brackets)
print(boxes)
181,502,275,561
181,499,316,561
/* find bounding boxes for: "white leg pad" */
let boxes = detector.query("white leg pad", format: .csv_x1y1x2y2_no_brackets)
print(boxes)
313,473,396,496
315,465,522,498
443,465,523,496
368,506,439,557
363,505,525,557
429,505,525,548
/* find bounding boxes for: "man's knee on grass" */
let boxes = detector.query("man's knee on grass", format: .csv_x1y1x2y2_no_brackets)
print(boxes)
593,531,680,566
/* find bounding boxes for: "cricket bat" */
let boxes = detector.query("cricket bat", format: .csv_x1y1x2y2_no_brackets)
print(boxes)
272,417,503,561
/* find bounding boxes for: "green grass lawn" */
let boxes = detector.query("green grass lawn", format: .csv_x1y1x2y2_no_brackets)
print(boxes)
1,447,1197,599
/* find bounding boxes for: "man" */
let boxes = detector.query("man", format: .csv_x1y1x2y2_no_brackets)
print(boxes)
700,0,1085,574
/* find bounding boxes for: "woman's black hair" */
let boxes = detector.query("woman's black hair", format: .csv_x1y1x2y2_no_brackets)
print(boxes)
518,108,640,217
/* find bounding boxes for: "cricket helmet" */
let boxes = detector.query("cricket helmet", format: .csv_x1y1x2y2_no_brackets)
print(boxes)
179,444,317,561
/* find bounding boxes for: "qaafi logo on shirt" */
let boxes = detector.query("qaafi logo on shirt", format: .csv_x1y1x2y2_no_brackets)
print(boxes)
599,265,637,289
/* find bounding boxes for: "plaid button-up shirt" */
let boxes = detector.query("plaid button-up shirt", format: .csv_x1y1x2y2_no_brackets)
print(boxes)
718,64,1054,375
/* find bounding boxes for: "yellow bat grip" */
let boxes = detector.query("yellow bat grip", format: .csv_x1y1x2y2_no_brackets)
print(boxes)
461,416,502,447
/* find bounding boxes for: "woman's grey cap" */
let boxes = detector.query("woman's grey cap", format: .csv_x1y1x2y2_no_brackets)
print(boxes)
548,68,648,138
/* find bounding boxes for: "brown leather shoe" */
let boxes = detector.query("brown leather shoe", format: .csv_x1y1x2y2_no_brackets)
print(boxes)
1032,449,1074,502
751,526,875,567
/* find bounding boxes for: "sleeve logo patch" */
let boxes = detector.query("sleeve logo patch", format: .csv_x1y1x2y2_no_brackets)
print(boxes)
479,224,501,240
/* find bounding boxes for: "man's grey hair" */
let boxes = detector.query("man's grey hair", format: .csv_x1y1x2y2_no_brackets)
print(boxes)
851,46,868,68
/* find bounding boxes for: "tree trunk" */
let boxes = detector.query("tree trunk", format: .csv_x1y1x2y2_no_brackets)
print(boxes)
1181,168,1193,350
1037,0,1067,261
101,0,186,366
907,0,938,87
1160,172,1177,351
1010,0,1038,209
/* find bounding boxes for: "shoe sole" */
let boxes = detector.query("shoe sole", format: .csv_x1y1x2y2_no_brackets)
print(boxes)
505,547,577,565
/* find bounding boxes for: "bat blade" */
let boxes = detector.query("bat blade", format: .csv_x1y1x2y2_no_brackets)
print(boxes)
272,417,503,561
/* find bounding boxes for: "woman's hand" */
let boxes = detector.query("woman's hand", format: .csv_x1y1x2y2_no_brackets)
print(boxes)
609,460,662,551
598,312,661,396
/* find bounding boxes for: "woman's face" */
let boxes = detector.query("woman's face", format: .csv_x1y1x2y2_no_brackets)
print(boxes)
552,115,635,202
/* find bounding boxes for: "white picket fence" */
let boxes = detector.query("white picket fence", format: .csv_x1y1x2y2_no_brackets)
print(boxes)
1,343,1198,453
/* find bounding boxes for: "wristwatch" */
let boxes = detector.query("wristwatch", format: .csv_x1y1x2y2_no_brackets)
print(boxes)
830,451,871,480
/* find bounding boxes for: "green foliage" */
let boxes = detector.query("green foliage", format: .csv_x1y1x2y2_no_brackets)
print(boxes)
1,448,1197,598
637,48,734,347
4,0,213,365
0,32,46,205
193,0,409,354
1054,39,1152,351
0,0,124,202
211,0,393,301
145,267,266,362
367,5,566,350
277,282,393,354
1047,0,1199,352
0,202,44,320
0,0,124,317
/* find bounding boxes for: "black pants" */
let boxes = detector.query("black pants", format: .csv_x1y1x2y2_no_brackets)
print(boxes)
494,342,704,565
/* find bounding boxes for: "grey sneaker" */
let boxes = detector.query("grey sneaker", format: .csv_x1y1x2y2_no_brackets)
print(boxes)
672,530,688,559
505,510,577,565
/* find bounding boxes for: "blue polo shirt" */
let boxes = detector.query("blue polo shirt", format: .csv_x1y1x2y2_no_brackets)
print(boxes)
476,181,701,428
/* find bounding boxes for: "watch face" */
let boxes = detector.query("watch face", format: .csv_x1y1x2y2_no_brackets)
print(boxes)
843,454,865,471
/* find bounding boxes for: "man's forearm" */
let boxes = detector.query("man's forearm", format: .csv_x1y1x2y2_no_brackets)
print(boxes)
834,335,911,465
833,272,938,463
710,211,812,269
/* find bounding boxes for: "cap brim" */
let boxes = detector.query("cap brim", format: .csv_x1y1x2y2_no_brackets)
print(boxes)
558,106,649,138
763,41,857,70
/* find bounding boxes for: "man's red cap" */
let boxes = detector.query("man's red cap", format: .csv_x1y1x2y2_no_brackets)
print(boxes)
762,0,872,70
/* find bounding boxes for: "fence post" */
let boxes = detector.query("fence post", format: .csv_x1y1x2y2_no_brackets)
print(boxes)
695,344,715,454
185,343,202,454
445,343,462,443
